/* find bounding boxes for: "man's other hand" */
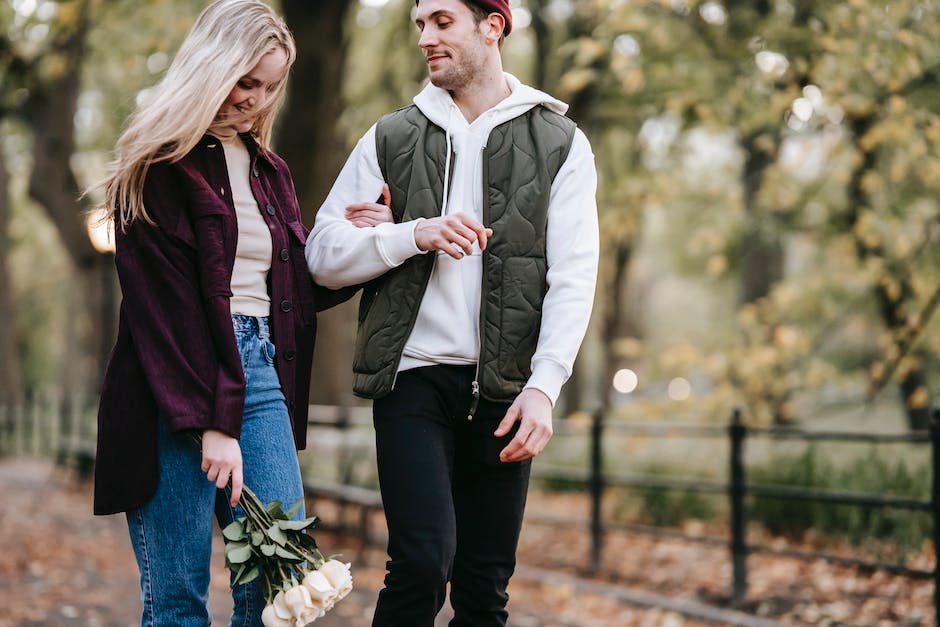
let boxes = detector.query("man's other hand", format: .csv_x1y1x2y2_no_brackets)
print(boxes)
414,213,492,259
494,388,553,462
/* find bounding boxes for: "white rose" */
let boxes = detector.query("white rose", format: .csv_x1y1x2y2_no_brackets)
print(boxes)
302,569,338,613
318,560,353,600
272,591,292,621
297,606,323,625
283,584,314,619
261,604,292,627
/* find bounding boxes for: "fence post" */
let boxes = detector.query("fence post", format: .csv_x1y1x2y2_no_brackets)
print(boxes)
13,403,24,456
589,408,604,575
0,403,7,453
931,405,940,627
729,407,747,605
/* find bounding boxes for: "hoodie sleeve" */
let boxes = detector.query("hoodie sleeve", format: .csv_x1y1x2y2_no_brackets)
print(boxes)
305,124,424,289
523,128,599,405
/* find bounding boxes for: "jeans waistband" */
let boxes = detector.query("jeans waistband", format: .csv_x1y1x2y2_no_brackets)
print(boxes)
232,314,271,340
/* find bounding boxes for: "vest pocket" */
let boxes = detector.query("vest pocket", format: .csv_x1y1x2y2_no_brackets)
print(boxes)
496,256,545,383
352,284,388,376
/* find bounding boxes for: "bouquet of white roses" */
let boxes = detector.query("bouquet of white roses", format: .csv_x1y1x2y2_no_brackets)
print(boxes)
222,487,353,626
192,434,352,626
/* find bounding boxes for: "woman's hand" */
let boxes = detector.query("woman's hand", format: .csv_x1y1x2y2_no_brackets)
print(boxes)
201,429,243,506
345,183,393,227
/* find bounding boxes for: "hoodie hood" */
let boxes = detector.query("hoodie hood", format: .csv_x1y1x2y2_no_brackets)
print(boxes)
413,72,568,132
412,73,569,218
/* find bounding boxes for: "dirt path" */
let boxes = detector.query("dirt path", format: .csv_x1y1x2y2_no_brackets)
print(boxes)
0,456,931,626
0,458,707,627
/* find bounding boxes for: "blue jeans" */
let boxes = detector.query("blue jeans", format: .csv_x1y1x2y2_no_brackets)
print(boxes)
126,315,305,627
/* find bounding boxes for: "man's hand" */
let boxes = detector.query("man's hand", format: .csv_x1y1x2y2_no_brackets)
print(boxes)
414,213,493,259
345,183,393,227
201,429,243,506
494,388,553,462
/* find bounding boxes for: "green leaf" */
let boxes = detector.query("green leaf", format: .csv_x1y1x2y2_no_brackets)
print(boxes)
260,543,276,557
298,533,318,551
277,516,318,531
250,530,265,546
222,520,245,542
284,497,304,520
266,501,285,518
266,524,288,546
275,545,303,561
226,542,252,564
235,565,260,585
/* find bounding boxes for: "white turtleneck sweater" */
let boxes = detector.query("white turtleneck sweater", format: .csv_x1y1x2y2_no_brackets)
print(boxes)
221,135,272,317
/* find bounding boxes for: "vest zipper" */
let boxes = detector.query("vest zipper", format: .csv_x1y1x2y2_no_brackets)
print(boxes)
467,380,480,421
468,134,492,421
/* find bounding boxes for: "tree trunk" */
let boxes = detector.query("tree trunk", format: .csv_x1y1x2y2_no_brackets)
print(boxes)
555,9,620,414
737,133,792,424
278,0,357,406
601,242,636,410
22,1,103,398
0,146,24,405
528,0,551,90
847,115,933,430
278,0,352,225
738,133,782,305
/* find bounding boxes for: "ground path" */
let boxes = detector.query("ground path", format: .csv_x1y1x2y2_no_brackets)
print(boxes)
0,458,713,626
0,457,928,625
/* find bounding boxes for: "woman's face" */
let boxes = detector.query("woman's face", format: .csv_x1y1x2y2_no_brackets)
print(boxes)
217,47,289,133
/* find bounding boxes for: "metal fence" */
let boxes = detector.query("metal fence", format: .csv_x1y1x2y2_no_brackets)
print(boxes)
297,403,939,619
531,406,939,621
3,397,937,621
0,392,97,474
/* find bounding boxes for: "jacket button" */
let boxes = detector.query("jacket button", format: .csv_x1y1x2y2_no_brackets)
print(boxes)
284,349,296,361
280,248,290,261
280,299,292,313
266,204,276,216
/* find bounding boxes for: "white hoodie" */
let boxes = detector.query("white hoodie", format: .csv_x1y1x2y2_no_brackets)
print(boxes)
306,73,599,405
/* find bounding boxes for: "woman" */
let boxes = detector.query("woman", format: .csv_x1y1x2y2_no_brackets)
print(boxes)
90,1,372,624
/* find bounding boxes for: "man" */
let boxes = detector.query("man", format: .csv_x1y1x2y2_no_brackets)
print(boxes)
305,0,598,624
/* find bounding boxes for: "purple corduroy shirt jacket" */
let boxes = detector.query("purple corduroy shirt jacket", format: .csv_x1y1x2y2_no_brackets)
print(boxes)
94,133,349,515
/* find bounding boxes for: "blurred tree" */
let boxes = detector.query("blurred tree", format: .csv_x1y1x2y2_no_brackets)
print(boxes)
0,0,100,402
0,4,22,406
525,1,650,415
279,0,428,405
585,0,938,425
2,0,203,401
0,137,22,405
811,0,940,428
277,0,357,406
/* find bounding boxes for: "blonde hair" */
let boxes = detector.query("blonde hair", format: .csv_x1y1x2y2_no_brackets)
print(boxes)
94,0,296,227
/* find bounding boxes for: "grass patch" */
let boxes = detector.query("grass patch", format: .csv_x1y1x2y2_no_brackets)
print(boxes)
612,463,718,527
749,445,931,557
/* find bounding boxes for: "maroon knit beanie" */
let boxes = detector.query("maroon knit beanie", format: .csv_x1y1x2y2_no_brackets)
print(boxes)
417,0,513,35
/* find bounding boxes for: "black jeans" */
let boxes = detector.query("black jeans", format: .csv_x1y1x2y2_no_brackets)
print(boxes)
371,365,532,627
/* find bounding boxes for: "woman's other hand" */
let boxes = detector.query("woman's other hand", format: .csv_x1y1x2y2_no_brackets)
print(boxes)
345,183,393,227
201,429,243,506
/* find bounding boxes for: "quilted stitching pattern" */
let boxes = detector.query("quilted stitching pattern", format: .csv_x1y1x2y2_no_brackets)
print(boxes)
353,106,576,400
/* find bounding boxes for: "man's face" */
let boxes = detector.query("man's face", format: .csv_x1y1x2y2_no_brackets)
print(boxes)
415,0,489,91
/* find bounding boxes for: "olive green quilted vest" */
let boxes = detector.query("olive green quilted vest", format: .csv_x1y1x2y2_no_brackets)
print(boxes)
352,104,576,401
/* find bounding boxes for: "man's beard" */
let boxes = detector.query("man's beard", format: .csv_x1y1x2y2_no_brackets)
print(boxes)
429,37,486,92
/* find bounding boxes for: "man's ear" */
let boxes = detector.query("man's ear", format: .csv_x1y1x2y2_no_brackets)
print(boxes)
482,13,505,43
